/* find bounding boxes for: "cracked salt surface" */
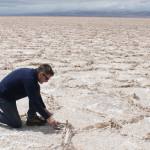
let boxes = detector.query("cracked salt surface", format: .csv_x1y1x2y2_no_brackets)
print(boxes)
0,17,150,150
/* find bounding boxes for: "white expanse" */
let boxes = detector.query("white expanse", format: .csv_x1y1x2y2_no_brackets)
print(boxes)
0,17,150,150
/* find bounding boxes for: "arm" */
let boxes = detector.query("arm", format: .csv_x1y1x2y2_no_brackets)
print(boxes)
23,78,51,120
39,94,56,125
39,94,46,108
39,94,53,116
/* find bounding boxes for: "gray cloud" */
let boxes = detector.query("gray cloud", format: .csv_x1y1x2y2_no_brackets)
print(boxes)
0,0,150,15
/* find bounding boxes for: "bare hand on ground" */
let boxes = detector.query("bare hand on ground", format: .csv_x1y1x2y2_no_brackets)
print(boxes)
47,117,60,127
44,108,53,116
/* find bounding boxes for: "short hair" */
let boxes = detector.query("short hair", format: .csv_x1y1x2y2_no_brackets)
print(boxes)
37,64,54,76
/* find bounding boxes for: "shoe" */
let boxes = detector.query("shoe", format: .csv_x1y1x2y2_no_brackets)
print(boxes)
26,115,46,126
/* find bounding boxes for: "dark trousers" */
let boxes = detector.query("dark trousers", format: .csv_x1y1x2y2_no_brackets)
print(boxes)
0,98,22,128
0,98,36,128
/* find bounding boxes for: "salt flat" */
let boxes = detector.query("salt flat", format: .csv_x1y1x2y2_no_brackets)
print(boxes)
0,17,150,150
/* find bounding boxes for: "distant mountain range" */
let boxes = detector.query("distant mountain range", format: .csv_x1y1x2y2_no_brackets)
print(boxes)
2,11,150,17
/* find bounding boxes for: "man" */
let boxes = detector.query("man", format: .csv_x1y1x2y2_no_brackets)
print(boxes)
0,64,58,128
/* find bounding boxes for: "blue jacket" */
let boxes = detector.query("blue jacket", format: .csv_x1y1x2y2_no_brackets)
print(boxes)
0,68,50,119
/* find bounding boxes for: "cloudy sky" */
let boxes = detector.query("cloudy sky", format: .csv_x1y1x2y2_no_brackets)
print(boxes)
0,0,150,15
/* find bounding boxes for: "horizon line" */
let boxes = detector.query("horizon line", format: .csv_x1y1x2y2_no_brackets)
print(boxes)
0,10,150,17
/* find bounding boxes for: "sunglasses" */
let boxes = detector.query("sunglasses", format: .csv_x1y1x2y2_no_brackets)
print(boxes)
42,73,50,81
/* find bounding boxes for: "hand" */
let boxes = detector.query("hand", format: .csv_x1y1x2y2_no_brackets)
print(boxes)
47,117,59,127
44,108,53,116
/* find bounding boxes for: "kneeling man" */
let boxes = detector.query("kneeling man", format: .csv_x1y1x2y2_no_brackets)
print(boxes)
0,64,58,128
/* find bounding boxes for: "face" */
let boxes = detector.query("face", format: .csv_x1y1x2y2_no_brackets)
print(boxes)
38,72,52,84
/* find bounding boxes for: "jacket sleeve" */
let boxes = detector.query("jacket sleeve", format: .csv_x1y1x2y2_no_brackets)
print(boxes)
23,78,50,120
39,94,46,108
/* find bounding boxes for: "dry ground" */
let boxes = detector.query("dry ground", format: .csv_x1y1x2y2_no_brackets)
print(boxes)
0,17,150,150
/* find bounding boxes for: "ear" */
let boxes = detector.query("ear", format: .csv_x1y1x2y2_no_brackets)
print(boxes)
39,72,42,77
37,72,42,80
